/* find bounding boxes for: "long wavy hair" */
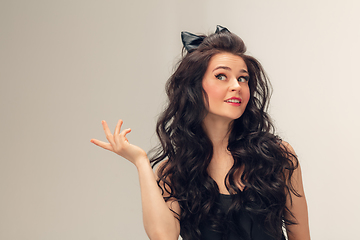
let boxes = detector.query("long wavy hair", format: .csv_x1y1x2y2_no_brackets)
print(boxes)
150,30,299,240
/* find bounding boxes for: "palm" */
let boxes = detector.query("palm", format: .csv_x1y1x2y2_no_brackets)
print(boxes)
91,119,147,165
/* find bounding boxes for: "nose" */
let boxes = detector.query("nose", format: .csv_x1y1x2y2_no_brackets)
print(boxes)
230,78,241,92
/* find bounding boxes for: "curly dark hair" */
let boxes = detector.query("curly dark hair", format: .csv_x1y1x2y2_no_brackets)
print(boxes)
150,29,299,240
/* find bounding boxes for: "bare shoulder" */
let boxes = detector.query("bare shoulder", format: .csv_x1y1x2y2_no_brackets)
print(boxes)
154,159,170,193
155,160,181,217
279,140,300,170
280,140,296,155
279,140,302,191
281,141,311,240
155,159,171,183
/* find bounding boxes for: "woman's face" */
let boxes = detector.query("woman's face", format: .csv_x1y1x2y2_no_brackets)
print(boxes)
202,52,250,122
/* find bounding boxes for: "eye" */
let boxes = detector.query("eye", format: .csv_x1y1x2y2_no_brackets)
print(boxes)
215,74,227,81
238,76,250,82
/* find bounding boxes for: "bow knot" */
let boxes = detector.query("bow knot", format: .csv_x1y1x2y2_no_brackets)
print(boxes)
181,25,230,52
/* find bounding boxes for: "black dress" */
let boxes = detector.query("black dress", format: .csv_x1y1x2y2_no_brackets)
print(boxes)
196,194,286,240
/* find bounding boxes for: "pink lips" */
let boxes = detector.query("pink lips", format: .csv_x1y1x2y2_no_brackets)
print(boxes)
224,97,242,106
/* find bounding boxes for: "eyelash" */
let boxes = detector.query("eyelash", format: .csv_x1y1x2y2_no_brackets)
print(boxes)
215,74,249,82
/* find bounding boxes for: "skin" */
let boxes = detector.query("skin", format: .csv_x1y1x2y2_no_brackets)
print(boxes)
283,143,311,240
91,52,310,240
202,52,250,124
91,120,180,240
202,52,250,194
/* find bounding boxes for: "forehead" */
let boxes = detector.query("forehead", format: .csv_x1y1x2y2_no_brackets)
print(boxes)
207,52,248,71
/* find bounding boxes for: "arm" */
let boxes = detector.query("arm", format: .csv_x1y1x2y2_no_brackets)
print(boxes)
283,142,311,240
137,157,180,240
91,120,180,240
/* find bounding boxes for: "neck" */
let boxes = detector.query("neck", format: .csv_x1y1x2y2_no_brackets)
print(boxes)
202,114,233,152
203,114,236,195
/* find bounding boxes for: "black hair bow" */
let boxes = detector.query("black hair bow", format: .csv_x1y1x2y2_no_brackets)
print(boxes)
181,25,230,52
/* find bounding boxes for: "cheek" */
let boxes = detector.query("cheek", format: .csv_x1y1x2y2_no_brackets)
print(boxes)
242,87,251,105
208,89,224,101
203,83,223,103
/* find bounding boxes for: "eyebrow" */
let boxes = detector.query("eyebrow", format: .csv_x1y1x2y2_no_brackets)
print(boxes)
212,66,249,74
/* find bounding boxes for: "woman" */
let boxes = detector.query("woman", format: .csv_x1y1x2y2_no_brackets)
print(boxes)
91,26,310,240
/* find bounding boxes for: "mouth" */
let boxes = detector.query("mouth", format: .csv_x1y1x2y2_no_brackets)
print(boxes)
225,99,241,103
224,97,242,104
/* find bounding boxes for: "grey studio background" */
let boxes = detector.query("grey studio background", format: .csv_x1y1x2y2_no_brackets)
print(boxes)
1,0,359,239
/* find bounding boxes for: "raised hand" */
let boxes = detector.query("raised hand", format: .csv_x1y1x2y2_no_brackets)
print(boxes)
90,119,147,166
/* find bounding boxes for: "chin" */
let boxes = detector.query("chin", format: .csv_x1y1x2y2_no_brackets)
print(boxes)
231,112,245,120
225,115,243,122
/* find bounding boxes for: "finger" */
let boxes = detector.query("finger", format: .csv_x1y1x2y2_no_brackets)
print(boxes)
90,139,113,151
120,128,132,142
102,120,115,145
114,119,123,136
114,119,124,145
